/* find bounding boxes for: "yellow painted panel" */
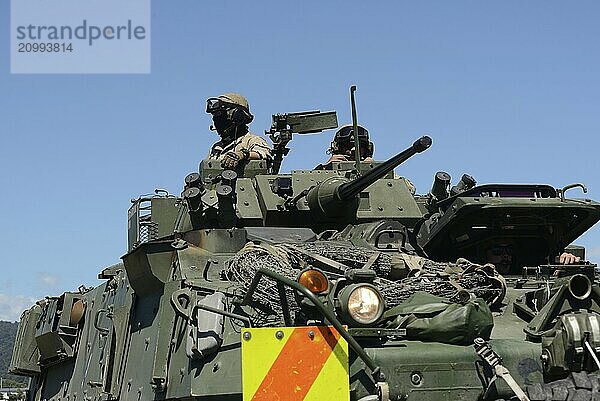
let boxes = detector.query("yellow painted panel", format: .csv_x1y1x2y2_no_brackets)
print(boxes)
304,335,349,401
241,327,293,399
241,326,349,401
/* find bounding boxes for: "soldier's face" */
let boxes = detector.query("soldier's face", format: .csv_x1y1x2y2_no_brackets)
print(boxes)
212,110,231,136
339,140,369,161
486,244,513,274
341,144,354,158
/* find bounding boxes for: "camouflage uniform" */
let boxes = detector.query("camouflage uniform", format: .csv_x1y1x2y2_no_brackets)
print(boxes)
208,131,272,161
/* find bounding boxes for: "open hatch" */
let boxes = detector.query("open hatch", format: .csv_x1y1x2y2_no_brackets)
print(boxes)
417,184,600,270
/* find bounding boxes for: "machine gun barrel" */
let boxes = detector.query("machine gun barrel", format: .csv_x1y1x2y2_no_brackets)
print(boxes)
337,136,432,201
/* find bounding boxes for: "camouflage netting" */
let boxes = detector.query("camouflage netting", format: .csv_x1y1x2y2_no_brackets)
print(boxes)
223,241,506,325
288,242,394,278
223,243,302,326
376,260,506,307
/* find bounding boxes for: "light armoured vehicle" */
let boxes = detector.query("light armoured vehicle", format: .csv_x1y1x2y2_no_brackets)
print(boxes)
10,91,600,401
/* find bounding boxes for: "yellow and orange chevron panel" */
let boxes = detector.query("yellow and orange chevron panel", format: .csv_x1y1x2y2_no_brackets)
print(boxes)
241,326,349,401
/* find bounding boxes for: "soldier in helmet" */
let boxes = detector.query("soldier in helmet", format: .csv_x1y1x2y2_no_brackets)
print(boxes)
483,239,581,275
316,124,417,194
316,124,374,169
205,93,271,169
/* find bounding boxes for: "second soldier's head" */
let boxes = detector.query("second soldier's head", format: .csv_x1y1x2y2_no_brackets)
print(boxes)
206,93,254,142
329,124,374,160
484,239,515,275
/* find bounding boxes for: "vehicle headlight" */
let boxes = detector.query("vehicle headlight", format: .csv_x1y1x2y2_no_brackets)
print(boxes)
339,284,384,325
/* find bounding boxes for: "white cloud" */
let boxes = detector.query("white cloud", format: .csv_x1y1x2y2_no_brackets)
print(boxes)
37,272,58,287
0,294,37,322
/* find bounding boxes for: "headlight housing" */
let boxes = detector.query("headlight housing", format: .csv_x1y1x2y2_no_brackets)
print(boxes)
297,268,329,294
338,284,384,325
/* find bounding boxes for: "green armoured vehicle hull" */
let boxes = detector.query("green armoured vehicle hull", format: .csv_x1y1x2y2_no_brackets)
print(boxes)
10,129,600,401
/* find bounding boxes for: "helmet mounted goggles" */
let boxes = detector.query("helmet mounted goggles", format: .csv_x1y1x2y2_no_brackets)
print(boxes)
206,98,230,114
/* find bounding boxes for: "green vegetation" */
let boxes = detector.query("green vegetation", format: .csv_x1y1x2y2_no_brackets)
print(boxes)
0,321,27,387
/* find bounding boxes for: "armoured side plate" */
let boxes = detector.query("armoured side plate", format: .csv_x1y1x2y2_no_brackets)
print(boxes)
9,305,42,376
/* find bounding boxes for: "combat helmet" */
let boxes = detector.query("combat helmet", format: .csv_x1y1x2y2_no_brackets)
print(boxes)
330,124,374,158
206,92,254,125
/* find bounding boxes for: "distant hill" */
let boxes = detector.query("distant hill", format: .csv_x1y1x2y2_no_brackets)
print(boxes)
0,321,27,387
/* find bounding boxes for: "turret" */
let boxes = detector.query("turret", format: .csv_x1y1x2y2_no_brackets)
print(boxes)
307,136,432,219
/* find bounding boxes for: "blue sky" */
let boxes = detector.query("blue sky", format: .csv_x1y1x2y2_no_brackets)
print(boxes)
1,1,599,321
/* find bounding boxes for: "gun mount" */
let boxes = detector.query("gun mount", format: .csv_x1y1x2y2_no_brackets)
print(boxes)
267,110,338,174
307,135,432,219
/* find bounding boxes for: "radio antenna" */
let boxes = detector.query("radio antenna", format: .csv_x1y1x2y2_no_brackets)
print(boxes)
350,85,362,175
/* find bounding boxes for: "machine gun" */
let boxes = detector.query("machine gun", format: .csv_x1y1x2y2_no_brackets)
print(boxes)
267,110,338,174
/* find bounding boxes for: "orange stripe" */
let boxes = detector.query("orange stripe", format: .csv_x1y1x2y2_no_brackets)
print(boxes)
251,327,341,401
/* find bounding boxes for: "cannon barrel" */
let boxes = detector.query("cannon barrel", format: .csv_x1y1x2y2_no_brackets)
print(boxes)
337,135,432,201
307,136,432,219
